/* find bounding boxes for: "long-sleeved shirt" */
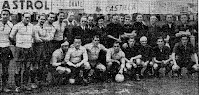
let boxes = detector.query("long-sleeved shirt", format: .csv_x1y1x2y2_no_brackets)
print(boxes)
42,21,56,41
84,43,107,61
51,48,66,66
0,21,13,47
33,24,47,43
106,48,125,62
65,46,88,64
53,21,66,41
10,22,34,48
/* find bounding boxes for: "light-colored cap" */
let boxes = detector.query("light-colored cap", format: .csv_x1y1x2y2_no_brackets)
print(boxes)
140,36,147,41
61,41,69,46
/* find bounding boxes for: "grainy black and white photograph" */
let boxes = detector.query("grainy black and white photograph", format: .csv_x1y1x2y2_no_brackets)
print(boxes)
0,0,198,95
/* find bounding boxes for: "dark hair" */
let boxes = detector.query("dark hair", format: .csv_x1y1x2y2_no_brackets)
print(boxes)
57,12,65,16
1,9,10,15
128,37,135,41
74,36,82,41
113,41,121,45
156,36,164,42
166,14,173,17
47,12,55,17
38,13,46,19
92,35,100,40
22,12,31,17
96,16,105,22
180,34,189,39
136,13,143,17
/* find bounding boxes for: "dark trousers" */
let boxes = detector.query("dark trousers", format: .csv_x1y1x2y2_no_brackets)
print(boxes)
0,47,13,87
175,59,196,75
15,47,34,87
154,63,172,77
106,62,120,80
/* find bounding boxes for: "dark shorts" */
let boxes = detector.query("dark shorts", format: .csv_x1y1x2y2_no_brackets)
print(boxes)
176,59,195,69
51,40,64,51
15,47,34,62
33,42,47,61
0,47,13,62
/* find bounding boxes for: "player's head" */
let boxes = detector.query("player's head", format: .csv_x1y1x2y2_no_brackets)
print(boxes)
47,12,55,24
156,37,164,47
180,14,188,24
180,34,189,45
96,16,104,26
92,35,100,46
140,36,147,46
61,41,69,52
38,13,46,25
57,12,65,22
166,14,173,23
80,16,87,26
73,36,82,49
1,9,10,22
113,41,121,52
136,14,143,22
150,15,157,24
128,37,136,46
22,12,31,25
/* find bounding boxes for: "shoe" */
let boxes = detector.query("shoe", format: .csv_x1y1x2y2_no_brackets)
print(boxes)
172,73,178,78
15,87,21,93
22,85,32,91
135,74,141,81
186,73,193,79
79,70,84,77
82,79,88,86
30,83,38,89
2,88,11,93
105,78,112,83
178,74,183,79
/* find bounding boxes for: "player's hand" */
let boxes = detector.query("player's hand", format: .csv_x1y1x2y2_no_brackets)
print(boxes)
118,70,123,74
61,61,66,65
132,63,137,68
114,60,120,64
75,63,82,68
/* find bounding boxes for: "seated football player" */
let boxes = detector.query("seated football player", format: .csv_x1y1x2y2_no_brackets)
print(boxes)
138,36,154,78
153,37,172,78
122,37,141,81
64,36,90,85
172,35,199,78
84,35,108,82
50,41,71,85
106,41,126,82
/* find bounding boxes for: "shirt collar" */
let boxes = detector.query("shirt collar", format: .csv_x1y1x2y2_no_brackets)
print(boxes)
91,43,99,48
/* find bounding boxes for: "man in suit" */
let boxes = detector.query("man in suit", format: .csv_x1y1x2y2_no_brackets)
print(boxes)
71,16,91,45
161,14,177,50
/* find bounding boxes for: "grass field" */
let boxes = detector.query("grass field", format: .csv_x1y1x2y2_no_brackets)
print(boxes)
0,47,198,95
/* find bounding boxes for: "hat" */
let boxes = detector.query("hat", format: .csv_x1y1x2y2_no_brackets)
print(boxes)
140,36,147,41
61,41,69,46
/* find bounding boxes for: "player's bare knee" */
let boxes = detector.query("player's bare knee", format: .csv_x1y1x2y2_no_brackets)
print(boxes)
96,64,106,72
153,63,158,69
107,62,113,67
84,62,91,69
126,63,132,70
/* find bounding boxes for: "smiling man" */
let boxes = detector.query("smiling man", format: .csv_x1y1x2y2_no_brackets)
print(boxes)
10,12,34,92
0,9,13,93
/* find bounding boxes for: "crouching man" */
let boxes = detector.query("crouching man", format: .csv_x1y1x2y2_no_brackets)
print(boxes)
106,41,126,82
50,41,71,85
122,37,141,81
64,36,90,85
172,35,199,78
138,36,154,78
153,37,172,78
84,35,107,82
